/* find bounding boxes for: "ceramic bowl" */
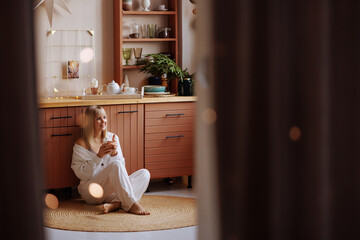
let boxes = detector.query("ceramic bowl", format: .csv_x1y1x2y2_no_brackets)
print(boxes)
143,85,166,92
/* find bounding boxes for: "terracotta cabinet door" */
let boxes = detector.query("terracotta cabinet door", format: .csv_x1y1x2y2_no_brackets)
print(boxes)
40,127,81,189
144,102,195,179
102,104,144,175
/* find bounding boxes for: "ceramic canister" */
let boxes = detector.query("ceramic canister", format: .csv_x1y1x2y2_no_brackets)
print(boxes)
123,0,132,11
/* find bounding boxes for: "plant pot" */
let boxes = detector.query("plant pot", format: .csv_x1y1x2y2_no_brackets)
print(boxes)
170,78,179,94
148,76,162,85
178,78,193,96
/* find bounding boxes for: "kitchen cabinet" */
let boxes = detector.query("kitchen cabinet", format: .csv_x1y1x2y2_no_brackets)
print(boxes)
39,100,195,190
102,104,144,174
40,127,81,189
39,107,84,189
114,0,179,84
144,102,195,179
40,104,144,189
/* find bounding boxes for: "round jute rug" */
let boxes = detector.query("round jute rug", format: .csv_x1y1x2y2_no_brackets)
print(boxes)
43,195,197,232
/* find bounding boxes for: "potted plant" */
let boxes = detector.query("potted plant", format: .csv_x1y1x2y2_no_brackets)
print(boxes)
139,54,184,92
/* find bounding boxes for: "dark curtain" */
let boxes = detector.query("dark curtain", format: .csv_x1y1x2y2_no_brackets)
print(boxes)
0,1,44,240
215,0,360,239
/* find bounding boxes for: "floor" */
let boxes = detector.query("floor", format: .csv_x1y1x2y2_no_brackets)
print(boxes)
44,179,198,240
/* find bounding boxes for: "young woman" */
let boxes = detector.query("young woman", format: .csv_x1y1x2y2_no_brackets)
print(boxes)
71,105,150,215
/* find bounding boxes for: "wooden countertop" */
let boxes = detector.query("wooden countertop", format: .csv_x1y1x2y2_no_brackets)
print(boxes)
38,96,197,108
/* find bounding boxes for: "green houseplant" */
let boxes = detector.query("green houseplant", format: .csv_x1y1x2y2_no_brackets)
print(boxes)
139,53,184,82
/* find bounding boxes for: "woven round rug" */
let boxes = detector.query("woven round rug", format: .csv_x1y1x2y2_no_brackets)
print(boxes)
43,195,197,232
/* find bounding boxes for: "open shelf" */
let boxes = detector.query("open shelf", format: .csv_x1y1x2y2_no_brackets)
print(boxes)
122,11,176,15
123,65,143,70
114,0,178,84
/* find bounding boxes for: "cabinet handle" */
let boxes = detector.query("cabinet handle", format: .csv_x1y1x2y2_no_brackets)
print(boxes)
50,116,72,120
118,111,138,114
165,113,184,117
51,133,72,137
166,135,184,139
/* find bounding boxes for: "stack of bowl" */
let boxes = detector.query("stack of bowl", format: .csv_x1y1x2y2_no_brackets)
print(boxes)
142,85,170,96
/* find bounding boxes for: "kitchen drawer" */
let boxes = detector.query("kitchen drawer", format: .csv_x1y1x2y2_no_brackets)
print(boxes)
145,131,193,141
145,109,196,120
39,107,83,128
145,131,193,148
145,124,194,134
144,102,195,180
145,115,195,126
146,159,193,170
145,152,193,163
145,145,193,156
145,102,195,112
145,138,193,148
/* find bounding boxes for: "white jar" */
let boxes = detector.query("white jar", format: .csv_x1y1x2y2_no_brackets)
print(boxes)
142,0,150,11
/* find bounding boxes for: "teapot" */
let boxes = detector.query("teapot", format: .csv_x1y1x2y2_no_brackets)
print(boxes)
106,80,125,94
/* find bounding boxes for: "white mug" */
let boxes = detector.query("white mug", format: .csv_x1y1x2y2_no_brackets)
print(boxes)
124,87,138,94
159,4,166,10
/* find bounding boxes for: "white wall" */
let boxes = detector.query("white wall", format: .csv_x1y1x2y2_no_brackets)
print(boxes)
34,0,196,98
34,0,114,97
179,0,196,75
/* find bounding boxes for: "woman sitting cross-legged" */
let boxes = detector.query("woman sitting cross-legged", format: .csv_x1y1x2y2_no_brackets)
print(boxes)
71,105,150,215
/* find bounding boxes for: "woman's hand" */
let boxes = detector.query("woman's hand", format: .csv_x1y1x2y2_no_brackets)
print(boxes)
108,135,118,156
97,141,116,158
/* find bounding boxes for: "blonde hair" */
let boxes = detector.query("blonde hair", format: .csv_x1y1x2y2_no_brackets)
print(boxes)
83,106,107,149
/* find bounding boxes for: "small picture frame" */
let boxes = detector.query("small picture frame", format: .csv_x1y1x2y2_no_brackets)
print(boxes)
67,61,79,79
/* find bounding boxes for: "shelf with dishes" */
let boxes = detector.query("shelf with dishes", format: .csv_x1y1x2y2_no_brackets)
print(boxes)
114,0,179,84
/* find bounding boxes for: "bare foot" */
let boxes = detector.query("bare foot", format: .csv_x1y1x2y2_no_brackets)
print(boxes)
128,202,150,215
103,202,121,214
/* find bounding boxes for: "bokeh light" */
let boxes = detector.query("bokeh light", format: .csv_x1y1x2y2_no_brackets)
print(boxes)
201,108,217,125
89,183,104,198
289,126,301,141
80,48,94,63
45,193,59,210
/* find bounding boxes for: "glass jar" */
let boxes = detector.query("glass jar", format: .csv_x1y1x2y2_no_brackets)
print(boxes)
158,27,171,38
178,78,193,96
129,23,139,38
148,24,157,38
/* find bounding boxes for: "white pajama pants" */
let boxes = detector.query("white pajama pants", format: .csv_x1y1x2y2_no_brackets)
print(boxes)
78,160,150,211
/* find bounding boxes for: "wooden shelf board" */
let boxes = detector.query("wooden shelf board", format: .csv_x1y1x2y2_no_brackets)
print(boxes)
123,65,143,70
123,11,176,15
123,38,176,42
